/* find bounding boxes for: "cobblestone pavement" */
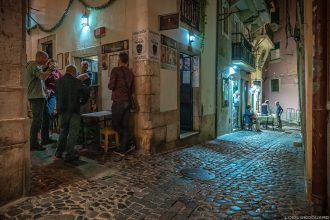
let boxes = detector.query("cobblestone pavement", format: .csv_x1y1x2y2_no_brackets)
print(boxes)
0,130,311,219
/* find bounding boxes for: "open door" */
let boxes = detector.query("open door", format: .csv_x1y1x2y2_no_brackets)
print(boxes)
180,53,193,132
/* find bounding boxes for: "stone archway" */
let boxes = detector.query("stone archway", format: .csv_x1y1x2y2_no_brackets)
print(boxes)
0,0,29,206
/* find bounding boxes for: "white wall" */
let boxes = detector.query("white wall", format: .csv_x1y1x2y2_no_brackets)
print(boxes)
28,0,217,124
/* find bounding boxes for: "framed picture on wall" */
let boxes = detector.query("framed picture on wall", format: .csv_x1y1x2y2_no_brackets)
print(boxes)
57,53,63,70
64,52,70,66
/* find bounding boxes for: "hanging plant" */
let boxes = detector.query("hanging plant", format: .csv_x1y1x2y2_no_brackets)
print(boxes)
199,0,208,52
27,0,116,33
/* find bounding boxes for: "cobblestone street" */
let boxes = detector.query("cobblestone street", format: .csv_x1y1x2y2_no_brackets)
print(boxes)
0,129,310,219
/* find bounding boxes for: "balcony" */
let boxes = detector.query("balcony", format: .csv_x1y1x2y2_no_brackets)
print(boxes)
180,0,200,31
232,33,256,72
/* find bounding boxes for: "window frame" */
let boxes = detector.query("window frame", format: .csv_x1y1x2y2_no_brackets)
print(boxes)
270,78,280,93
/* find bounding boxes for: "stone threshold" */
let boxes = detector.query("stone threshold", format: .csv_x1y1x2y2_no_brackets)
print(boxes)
179,131,199,140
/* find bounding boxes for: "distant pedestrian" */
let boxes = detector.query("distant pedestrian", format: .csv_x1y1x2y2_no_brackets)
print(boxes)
55,65,90,162
261,100,270,116
27,51,54,151
108,52,135,156
233,91,240,128
244,105,261,131
41,59,61,145
275,101,283,128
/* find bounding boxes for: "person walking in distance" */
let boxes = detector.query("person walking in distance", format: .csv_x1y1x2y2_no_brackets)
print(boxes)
27,51,54,151
275,101,284,129
55,65,90,162
108,52,135,156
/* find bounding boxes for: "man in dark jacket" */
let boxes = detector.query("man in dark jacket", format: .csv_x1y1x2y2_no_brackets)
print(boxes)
108,52,135,156
55,64,90,162
275,101,284,129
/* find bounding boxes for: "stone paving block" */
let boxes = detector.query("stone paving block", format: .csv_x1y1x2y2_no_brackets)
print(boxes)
1,130,313,219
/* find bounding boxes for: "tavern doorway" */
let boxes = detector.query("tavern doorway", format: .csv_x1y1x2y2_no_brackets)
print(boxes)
179,52,200,137
180,53,193,132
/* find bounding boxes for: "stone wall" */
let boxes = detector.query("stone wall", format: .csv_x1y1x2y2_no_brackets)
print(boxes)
0,0,29,205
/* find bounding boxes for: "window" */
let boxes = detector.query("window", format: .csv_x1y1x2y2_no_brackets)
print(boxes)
270,79,280,92
270,42,280,60
271,8,280,24
223,7,229,36
222,78,229,107
180,0,200,31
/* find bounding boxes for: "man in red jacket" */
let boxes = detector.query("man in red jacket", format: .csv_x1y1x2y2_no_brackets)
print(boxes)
108,52,135,156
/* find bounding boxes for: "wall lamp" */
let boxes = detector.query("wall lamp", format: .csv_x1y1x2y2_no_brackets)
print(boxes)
189,34,196,43
81,13,89,27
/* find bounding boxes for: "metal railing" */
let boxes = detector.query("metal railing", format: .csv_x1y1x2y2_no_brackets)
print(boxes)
285,108,301,125
232,33,256,69
180,0,200,31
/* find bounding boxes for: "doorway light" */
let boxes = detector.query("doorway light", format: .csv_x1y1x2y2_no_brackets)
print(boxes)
81,13,89,28
189,34,196,43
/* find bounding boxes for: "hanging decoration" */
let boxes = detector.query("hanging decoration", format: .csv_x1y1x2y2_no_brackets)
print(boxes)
77,0,116,10
27,0,116,33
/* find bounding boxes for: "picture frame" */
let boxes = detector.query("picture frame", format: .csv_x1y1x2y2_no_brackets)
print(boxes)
56,53,63,70
64,52,70,66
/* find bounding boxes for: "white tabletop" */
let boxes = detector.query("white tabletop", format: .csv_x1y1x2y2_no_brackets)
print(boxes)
81,111,112,118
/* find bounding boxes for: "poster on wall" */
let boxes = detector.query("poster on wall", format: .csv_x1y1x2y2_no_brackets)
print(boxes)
149,30,160,61
64,52,70,66
160,35,177,71
102,40,129,54
132,29,148,60
192,56,200,87
132,29,160,62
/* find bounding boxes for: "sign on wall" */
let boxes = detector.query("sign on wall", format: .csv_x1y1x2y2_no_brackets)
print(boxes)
149,31,160,61
160,35,177,71
102,40,129,54
159,13,179,31
132,29,160,62
192,56,200,87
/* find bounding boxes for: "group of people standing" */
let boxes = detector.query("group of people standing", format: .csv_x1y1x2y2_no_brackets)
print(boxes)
27,51,135,162
244,99,284,131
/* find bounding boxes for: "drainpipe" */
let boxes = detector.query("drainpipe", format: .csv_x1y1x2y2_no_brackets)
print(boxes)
312,0,328,214
215,0,220,136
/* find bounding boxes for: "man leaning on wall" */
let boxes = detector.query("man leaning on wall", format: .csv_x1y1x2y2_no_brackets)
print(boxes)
108,52,135,156
26,51,54,151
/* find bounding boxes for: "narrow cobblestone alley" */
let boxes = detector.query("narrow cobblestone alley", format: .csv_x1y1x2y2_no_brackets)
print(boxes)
0,129,310,220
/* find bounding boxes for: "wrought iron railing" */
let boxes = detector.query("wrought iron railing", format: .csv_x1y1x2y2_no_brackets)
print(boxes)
232,33,256,69
180,0,200,31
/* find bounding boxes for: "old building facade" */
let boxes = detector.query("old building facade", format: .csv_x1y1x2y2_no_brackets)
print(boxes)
263,0,299,123
215,0,274,135
26,0,217,154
